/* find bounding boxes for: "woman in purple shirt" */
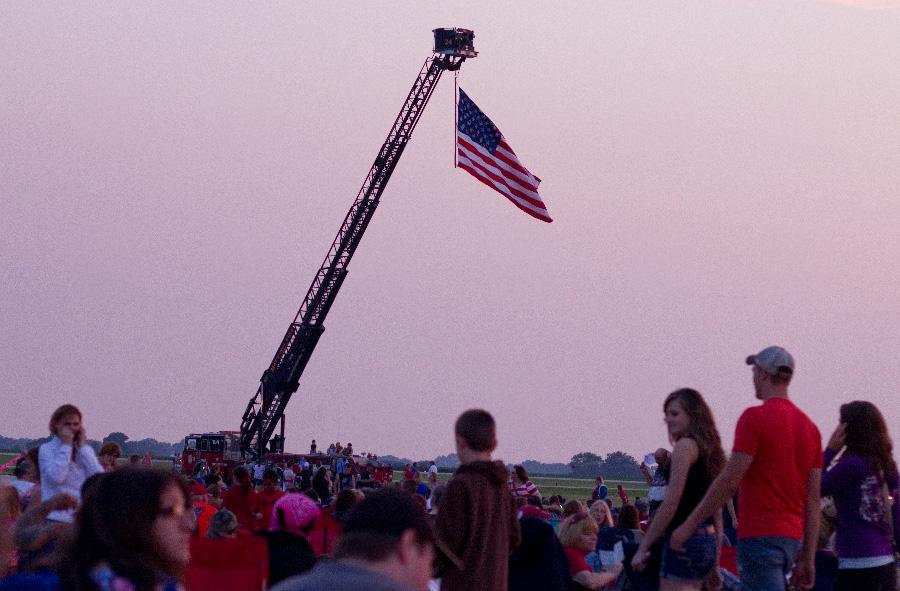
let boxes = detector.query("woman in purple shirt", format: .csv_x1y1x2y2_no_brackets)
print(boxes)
822,400,899,591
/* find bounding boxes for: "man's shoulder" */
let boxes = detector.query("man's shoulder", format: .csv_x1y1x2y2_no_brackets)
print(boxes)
271,561,415,591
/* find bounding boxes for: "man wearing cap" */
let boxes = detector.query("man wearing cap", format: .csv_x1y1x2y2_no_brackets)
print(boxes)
271,487,435,591
670,346,822,591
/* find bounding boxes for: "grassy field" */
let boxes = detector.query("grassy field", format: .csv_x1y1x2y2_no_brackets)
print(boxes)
1,452,19,476
1,452,648,506
394,470,648,506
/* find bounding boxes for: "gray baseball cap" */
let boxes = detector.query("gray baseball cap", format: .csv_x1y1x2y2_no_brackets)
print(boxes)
745,346,795,377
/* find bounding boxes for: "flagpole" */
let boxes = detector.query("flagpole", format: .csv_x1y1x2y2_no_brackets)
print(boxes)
454,71,458,169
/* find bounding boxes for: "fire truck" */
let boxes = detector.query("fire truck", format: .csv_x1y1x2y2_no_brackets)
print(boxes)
180,431,393,486
181,28,476,474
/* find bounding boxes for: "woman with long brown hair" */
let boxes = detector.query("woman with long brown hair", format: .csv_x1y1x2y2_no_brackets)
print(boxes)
38,404,103,523
822,400,899,591
631,388,726,591
61,468,193,591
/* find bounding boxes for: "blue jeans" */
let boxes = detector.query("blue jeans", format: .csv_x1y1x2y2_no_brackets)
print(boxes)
737,536,801,591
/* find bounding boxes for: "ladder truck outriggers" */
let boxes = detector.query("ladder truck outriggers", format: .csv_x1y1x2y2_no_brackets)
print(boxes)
181,28,476,475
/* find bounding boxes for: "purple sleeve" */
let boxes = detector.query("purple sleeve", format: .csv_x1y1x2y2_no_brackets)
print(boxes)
890,471,900,548
821,454,866,497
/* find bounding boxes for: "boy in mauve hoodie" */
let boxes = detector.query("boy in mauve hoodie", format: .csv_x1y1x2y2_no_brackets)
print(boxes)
436,409,521,591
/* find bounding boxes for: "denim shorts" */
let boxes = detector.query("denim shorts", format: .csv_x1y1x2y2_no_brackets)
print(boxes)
661,526,717,581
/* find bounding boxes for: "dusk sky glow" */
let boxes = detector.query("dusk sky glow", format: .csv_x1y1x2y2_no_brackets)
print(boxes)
2,2,899,463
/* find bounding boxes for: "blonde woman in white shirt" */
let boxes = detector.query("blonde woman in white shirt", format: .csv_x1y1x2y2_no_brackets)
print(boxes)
38,404,103,522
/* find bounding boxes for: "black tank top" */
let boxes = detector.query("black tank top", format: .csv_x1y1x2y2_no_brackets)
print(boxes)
668,441,713,533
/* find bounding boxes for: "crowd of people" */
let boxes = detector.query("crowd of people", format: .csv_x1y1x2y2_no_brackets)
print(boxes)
0,345,898,591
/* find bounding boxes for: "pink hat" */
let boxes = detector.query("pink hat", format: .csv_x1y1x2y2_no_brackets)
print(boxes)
269,493,321,535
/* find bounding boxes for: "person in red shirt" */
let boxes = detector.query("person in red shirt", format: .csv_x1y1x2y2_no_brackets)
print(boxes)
670,346,822,591
403,463,416,480
254,469,285,531
190,481,218,537
616,485,629,506
223,466,260,532
559,511,622,589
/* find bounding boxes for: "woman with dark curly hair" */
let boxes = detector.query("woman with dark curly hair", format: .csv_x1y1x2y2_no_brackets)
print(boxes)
631,388,726,591
60,468,193,591
822,400,899,591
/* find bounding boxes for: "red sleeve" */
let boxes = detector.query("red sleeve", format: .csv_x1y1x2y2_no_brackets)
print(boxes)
732,407,758,456
809,423,823,469
564,547,590,575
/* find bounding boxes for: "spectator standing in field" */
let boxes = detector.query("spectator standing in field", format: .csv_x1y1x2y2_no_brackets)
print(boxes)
272,487,435,591
252,460,266,487
223,466,260,532
403,463,415,480
641,448,671,519
427,461,439,486
312,466,332,505
38,404,104,523
255,469,286,531
591,476,608,502
283,463,296,491
616,484,629,506
337,463,356,492
632,388,726,590
511,465,541,500
59,468,193,591
310,439,317,454
97,442,122,473
821,401,899,591
670,346,822,591
436,409,521,591
299,463,313,491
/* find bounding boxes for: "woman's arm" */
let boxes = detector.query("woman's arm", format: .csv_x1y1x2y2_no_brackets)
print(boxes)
632,438,698,567
573,563,624,590
640,463,653,486
77,443,104,477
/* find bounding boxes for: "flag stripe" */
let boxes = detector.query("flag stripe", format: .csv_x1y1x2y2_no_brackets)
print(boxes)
495,141,538,183
458,159,553,223
457,147,548,211
458,134,540,195
457,154,552,220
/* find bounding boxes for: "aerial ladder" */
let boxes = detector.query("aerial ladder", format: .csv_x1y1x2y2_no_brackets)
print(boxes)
239,29,477,457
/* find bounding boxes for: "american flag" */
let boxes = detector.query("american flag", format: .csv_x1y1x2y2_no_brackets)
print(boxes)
456,88,552,223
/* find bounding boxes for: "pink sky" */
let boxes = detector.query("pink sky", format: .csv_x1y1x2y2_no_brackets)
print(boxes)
2,2,899,463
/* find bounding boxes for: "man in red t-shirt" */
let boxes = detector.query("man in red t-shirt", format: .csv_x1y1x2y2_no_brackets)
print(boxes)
223,466,260,532
670,346,822,591
254,469,285,530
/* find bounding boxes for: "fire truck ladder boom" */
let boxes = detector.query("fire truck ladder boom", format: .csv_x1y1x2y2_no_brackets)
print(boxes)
239,30,475,456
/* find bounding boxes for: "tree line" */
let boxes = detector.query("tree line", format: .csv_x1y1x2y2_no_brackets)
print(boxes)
0,431,182,459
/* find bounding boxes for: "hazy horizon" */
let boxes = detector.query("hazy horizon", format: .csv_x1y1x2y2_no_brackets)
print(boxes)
3,2,899,464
